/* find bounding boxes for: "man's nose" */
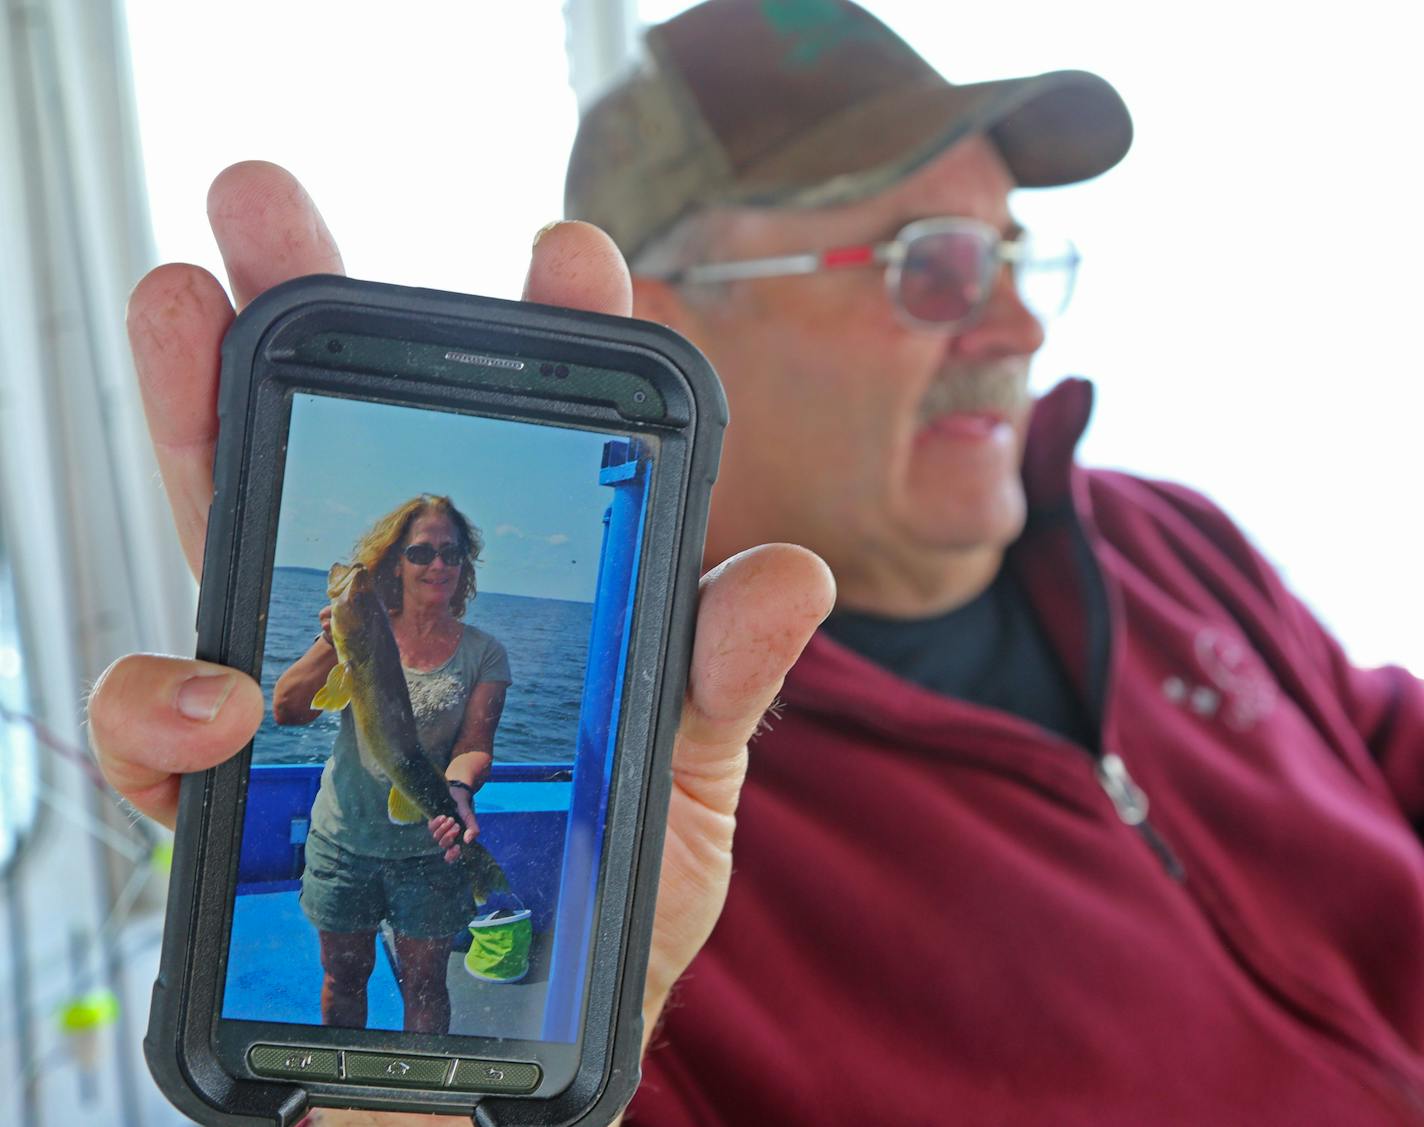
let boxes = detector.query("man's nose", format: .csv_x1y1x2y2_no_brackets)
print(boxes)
947,272,1046,360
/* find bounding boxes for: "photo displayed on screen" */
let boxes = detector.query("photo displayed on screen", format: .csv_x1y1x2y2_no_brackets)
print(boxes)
221,392,651,1045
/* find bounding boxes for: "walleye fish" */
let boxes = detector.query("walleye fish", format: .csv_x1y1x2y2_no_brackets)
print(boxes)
311,562,509,903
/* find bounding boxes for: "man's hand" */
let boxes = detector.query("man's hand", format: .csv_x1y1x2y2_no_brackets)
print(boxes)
87,162,835,1124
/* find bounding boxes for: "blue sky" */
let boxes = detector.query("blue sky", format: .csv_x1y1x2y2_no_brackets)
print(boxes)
273,394,624,602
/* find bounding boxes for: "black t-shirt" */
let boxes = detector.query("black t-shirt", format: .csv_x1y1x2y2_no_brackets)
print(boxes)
821,567,1095,748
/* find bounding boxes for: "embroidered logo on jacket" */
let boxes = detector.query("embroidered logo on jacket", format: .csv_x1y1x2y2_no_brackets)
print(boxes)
1162,626,1277,731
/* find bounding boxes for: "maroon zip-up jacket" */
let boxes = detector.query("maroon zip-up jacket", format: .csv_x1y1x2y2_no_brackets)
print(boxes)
628,379,1424,1126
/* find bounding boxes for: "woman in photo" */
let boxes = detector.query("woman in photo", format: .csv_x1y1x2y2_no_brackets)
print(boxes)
273,493,513,1034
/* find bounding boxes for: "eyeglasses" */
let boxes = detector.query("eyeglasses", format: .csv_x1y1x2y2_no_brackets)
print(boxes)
654,217,1079,331
403,543,463,567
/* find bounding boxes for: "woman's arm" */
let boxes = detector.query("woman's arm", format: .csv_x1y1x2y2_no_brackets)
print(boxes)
446,680,507,786
432,680,508,859
272,607,341,725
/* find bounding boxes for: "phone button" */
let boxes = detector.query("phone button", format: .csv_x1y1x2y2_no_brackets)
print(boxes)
343,1051,451,1087
448,1057,541,1093
247,1044,340,1081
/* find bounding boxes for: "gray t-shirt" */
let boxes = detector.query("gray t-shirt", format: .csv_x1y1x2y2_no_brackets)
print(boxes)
308,624,512,859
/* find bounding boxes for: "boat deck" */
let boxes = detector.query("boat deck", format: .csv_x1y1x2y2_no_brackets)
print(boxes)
225,888,553,1035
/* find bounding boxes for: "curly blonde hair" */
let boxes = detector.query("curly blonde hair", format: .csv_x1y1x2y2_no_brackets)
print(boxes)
349,495,483,618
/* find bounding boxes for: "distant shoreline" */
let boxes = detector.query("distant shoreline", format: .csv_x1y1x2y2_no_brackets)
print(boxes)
270,565,592,606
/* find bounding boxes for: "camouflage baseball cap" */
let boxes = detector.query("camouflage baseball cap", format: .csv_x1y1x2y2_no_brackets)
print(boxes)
565,0,1133,261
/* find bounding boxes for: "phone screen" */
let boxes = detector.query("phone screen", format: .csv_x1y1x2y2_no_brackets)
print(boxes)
214,390,653,1092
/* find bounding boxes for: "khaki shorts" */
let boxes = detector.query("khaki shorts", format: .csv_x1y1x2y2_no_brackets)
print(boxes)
299,829,474,939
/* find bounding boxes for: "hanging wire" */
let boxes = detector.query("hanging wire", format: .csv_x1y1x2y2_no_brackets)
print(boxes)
1,700,174,996
4,699,114,797
34,780,148,864
0,701,157,849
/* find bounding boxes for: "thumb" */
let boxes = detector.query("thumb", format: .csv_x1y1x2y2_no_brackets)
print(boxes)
89,654,265,827
675,543,836,814
641,543,834,1009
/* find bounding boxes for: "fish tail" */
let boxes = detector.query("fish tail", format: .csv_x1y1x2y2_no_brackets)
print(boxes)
462,841,511,903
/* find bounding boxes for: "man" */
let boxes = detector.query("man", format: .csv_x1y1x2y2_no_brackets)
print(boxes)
90,1,1424,1124
566,4,1424,1124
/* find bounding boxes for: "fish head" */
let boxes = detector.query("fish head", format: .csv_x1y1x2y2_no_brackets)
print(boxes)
326,562,366,600
325,563,381,663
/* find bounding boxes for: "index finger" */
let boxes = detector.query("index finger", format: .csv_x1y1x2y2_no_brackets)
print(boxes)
126,264,234,577
127,162,345,575
206,160,344,312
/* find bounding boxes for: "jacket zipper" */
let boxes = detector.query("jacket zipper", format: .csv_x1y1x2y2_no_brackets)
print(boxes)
1063,514,1189,883
1096,751,1186,881
1095,752,1147,823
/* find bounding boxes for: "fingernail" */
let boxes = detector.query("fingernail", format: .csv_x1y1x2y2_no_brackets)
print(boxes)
176,671,235,722
531,220,563,249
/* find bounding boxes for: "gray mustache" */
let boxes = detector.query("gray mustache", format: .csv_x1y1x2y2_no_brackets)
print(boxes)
917,361,1031,421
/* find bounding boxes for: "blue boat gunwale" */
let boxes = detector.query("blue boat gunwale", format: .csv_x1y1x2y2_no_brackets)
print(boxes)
244,759,574,782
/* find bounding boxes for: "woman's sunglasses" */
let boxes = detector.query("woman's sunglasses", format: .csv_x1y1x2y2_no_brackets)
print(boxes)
402,543,463,567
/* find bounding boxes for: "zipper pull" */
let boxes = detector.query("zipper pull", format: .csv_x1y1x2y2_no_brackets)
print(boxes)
1096,752,1149,825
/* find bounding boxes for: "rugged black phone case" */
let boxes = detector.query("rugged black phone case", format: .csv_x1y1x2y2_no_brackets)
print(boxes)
144,276,726,1125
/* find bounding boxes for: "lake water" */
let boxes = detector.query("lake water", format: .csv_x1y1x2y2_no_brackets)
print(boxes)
253,567,590,765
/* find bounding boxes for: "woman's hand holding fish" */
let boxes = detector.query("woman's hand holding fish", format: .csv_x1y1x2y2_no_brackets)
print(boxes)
429,790,479,864
87,163,835,1110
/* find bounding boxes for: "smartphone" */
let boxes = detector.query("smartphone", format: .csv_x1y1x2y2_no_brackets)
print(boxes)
144,276,725,1125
